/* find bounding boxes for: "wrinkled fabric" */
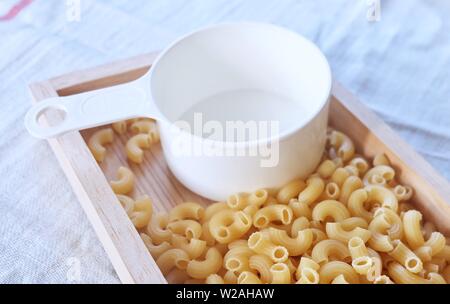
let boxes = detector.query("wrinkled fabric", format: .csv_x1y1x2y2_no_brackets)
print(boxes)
0,0,449,283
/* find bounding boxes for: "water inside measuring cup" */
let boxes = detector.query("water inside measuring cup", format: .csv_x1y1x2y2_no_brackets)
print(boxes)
178,89,304,142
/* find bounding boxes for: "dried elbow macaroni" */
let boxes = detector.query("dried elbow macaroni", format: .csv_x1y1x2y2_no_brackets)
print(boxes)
90,122,449,284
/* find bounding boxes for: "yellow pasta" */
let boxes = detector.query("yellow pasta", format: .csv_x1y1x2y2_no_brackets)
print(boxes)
392,185,413,201
140,233,172,259
268,227,313,256
297,175,325,205
169,202,205,222
339,176,363,205
156,248,190,276
253,204,293,229
349,156,369,176
291,217,311,237
320,182,340,200
248,232,289,263
373,153,390,167
166,268,190,284
288,200,312,220
328,130,355,162
249,254,273,283
387,262,446,284
277,179,306,204
270,263,291,284
403,210,425,249
126,133,152,164
88,128,114,162
167,219,202,240
319,261,360,284
227,192,249,210
312,200,350,223
363,165,395,186
331,167,351,187
147,212,172,244
316,159,338,179
348,185,398,221
206,274,225,284
130,196,153,229
109,166,134,195
209,210,252,244
311,239,351,264
186,247,223,279
171,234,206,259
248,189,269,207
203,202,229,223
373,275,394,284
326,222,371,243
348,236,369,259
223,244,253,273
238,271,262,284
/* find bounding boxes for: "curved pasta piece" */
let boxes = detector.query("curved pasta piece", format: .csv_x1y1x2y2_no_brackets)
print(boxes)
291,216,311,237
248,232,289,263
88,128,114,162
209,210,252,244
277,180,306,204
288,200,312,220
297,175,325,205
169,202,205,222
109,166,135,195
388,240,423,273
320,182,340,200
311,239,351,264
392,185,413,201
156,248,190,276
414,232,446,261
316,159,338,179
348,186,398,221
223,244,253,273
403,210,426,250
227,192,249,210
387,262,446,284
249,254,273,283
248,189,269,207
325,222,371,243
331,168,351,187
339,176,363,205
319,261,360,284
147,212,172,244
126,133,152,164
363,165,395,186
312,200,350,223
295,257,320,281
140,233,172,259
253,204,293,229
349,157,369,176
268,227,313,256
328,130,355,162
167,219,202,240
130,196,153,229
203,202,229,223
171,234,206,259
187,247,223,279
166,268,190,284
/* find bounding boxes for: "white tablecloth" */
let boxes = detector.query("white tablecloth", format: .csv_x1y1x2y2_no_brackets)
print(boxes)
0,0,449,283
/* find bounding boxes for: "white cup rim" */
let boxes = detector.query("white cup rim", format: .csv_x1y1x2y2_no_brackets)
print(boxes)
147,22,332,147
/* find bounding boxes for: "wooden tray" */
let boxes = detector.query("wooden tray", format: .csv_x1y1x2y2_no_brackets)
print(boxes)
29,52,450,284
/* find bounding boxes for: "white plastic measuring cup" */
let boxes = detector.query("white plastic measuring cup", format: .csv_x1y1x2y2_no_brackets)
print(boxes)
25,22,332,201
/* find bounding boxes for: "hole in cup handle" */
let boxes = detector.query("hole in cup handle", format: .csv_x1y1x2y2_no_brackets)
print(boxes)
24,79,158,139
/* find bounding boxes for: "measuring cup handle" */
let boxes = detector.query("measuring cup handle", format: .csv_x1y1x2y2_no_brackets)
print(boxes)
25,78,158,139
